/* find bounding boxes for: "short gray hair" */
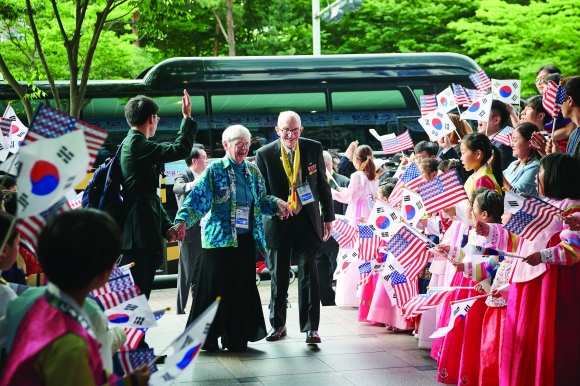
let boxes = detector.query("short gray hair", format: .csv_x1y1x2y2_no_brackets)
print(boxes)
323,151,332,165
277,111,301,128
222,124,251,143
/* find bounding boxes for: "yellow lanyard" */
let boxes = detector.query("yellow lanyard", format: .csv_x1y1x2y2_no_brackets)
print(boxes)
280,142,301,210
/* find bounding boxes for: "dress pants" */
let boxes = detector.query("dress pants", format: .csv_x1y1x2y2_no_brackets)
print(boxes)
316,238,338,306
268,210,321,332
120,249,161,299
176,238,202,314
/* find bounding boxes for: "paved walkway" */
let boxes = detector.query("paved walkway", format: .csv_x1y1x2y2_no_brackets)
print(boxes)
147,280,438,386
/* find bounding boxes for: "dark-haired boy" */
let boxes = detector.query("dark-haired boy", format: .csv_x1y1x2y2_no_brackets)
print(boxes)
120,90,197,300
0,210,150,386
477,100,516,169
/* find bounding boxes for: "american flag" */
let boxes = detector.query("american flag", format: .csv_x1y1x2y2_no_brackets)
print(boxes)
465,88,488,101
110,263,126,280
453,84,471,107
0,117,10,138
504,196,561,240
389,269,416,308
358,261,373,288
417,169,468,214
116,348,158,375
332,218,357,248
121,313,166,351
388,162,424,207
357,225,381,261
366,194,375,210
91,274,134,297
402,288,455,319
420,94,438,116
15,198,70,249
95,286,141,309
380,130,414,155
543,80,567,118
469,70,492,92
385,226,429,279
493,126,515,147
23,104,108,171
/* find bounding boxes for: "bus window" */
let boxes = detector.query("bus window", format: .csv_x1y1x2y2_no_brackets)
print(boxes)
82,95,208,165
210,92,328,157
330,90,410,151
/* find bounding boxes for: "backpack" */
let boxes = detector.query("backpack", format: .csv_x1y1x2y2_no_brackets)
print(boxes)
81,138,128,227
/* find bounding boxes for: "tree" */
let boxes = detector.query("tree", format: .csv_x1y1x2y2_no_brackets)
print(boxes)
0,0,148,122
449,0,580,95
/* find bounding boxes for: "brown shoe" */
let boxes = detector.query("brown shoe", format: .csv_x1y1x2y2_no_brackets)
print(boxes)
305,330,321,344
266,326,287,341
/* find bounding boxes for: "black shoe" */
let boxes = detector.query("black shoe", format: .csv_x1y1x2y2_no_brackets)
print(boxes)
202,342,220,352
155,354,168,364
266,326,287,341
305,330,321,344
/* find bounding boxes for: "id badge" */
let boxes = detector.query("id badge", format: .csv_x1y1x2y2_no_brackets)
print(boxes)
296,183,315,205
235,206,250,229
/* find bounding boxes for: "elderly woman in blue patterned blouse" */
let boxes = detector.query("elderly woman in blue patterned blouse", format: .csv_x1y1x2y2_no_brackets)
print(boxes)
172,124,291,352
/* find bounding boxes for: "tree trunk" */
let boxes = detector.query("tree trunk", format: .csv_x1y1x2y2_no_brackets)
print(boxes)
0,54,34,124
226,0,235,56
132,11,140,47
214,20,219,56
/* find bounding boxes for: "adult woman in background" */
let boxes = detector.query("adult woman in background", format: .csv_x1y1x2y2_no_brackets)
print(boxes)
332,144,378,319
173,124,291,352
503,123,541,195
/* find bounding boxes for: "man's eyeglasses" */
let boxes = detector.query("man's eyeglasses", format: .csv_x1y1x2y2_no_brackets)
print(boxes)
154,115,160,122
279,127,302,135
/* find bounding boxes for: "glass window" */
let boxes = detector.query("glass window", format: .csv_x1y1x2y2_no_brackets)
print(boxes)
210,92,329,158
81,95,208,165
330,90,410,151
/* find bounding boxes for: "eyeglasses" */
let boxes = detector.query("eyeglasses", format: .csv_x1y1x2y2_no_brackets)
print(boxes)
233,142,250,149
535,76,545,85
279,127,302,135
154,115,160,122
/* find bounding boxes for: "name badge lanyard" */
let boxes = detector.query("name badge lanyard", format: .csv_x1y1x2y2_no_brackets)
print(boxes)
280,142,301,211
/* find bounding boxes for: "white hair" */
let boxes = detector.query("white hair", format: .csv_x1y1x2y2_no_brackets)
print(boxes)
222,124,251,143
277,111,301,128
323,151,332,165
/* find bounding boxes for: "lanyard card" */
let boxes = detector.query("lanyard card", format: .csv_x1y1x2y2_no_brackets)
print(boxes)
296,183,315,205
235,206,250,229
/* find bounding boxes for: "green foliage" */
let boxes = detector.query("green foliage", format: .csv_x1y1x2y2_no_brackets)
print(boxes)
449,0,580,95
0,0,154,81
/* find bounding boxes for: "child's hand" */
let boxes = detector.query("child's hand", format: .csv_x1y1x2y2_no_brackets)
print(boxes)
436,244,450,254
474,284,486,294
442,206,456,218
133,365,151,386
475,220,490,237
523,251,542,266
491,289,502,298
453,262,464,272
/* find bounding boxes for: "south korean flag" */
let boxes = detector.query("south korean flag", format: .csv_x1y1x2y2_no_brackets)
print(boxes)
105,295,158,328
492,79,522,105
366,199,401,240
460,95,493,123
16,130,89,218
504,189,526,214
418,108,457,141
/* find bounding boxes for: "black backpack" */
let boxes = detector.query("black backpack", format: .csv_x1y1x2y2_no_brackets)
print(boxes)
82,138,128,227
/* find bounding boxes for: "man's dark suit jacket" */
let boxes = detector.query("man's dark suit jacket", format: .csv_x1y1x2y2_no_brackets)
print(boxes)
173,169,201,243
120,118,197,250
256,138,335,249
329,172,350,216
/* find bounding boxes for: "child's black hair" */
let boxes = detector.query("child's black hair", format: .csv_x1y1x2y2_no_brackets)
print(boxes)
472,188,504,222
462,132,504,189
38,209,121,291
0,211,18,246
540,153,580,200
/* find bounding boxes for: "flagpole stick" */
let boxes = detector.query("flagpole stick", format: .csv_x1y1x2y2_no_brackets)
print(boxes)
153,307,171,315
428,247,452,262
450,293,491,305
427,286,473,290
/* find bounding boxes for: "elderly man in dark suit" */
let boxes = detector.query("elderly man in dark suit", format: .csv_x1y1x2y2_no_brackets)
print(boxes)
119,90,197,300
316,151,350,306
173,144,207,314
256,111,335,344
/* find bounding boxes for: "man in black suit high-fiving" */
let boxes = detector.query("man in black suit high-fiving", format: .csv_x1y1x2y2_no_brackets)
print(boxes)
256,111,335,344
